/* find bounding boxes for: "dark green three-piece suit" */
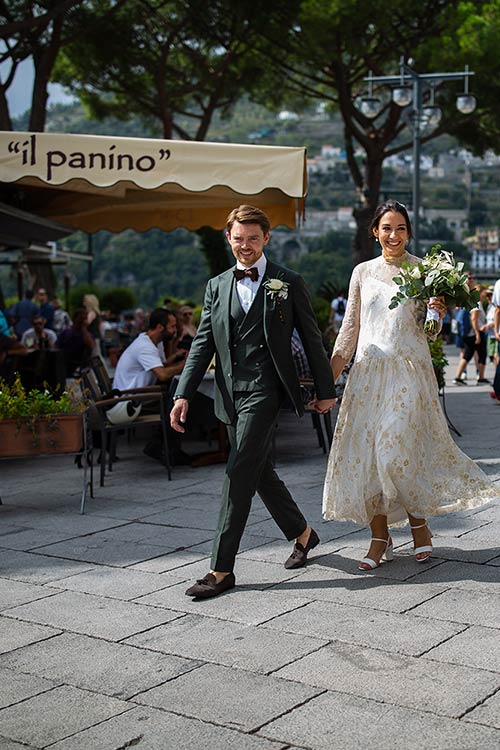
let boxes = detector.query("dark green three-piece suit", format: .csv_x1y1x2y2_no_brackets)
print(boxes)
175,259,336,571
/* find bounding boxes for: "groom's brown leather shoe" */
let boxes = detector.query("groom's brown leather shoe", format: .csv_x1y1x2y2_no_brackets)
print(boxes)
284,528,320,569
185,572,235,598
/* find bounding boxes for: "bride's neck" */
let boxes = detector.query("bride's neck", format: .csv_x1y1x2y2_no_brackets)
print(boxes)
382,250,407,265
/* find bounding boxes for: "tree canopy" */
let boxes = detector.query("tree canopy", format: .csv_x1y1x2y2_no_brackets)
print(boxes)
53,0,291,140
255,0,500,262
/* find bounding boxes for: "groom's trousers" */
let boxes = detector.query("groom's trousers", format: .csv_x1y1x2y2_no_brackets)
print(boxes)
211,389,308,572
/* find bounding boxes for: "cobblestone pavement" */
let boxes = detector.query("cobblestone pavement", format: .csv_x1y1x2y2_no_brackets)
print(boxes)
1,346,499,749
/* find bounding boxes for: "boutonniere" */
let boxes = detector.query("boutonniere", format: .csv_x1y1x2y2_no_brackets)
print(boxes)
263,276,289,322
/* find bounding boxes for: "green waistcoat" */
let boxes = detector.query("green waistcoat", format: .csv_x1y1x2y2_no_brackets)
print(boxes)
230,281,280,392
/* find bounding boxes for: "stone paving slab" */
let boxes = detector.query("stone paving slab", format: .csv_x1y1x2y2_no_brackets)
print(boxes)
0,506,129,534
128,548,209,573
312,546,445,580
0,525,88,551
265,600,467,656
458,523,500,542
266,566,447,613
471,503,500,522
3,590,183,640
238,536,347,565
0,740,37,750
0,684,131,747
411,588,500,628
43,564,182,600
416,512,495,536
0,548,94,584
48,705,289,750
408,535,500,564
258,690,500,750
32,537,180,567
0,631,202,700
134,662,322,732
188,529,279,556
138,505,221,530
274,641,500,718
465,690,500,730
0,666,57,709
425,625,500,672
133,556,306,591
125,614,328,674
36,520,213,554
0,616,60,655
136,582,312,625
0,576,58,610
411,559,500,594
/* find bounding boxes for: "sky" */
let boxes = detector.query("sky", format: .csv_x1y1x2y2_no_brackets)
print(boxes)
2,58,74,118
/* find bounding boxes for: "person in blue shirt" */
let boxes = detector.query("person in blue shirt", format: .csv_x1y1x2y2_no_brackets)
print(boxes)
0,307,10,336
37,288,55,330
12,290,39,338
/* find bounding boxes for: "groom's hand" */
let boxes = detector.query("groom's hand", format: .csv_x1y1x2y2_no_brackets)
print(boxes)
170,398,189,433
308,397,337,413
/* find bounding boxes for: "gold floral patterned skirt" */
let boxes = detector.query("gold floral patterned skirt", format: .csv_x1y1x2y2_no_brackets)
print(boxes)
322,354,499,527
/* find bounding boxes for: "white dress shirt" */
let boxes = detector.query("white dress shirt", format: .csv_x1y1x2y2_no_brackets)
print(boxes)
234,254,267,314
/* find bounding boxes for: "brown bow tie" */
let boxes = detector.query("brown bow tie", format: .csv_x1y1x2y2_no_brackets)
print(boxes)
234,267,259,282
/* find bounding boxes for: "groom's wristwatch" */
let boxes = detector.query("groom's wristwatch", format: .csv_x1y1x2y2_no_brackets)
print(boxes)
173,395,186,401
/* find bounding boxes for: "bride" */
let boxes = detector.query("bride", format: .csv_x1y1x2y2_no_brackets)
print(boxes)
322,200,499,571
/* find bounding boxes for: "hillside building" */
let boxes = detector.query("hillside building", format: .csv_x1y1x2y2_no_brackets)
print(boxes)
467,228,500,274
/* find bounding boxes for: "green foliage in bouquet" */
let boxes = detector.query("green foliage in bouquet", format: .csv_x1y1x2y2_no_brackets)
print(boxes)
389,245,480,335
389,245,480,311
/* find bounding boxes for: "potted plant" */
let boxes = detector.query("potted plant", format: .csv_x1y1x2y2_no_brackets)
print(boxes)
0,375,87,457
428,337,449,390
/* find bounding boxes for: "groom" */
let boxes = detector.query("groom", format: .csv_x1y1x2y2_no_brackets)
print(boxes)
170,205,336,598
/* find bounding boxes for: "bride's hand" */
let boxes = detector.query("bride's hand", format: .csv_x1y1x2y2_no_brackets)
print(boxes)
308,397,337,413
426,295,446,319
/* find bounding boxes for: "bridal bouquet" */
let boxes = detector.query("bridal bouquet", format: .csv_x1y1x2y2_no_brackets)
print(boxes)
389,245,480,334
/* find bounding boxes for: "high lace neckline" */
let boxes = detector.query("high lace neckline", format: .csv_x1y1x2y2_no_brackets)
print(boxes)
381,251,409,267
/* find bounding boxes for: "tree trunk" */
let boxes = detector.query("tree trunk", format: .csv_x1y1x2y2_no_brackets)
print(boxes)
29,74,50,132
196,227,231,277
352,205,376,266
0,87,13,130
351,149,385,265
29,16,63,132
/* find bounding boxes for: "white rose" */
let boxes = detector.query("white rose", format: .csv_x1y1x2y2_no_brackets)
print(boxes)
267,279,283,291
410,267,421,279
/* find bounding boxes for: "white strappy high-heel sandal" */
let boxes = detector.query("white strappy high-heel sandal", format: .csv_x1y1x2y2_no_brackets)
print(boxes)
410,522,433,562
358,536,394,571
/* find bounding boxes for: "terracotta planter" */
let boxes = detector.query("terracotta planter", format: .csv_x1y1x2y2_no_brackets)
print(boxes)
0,414,83,457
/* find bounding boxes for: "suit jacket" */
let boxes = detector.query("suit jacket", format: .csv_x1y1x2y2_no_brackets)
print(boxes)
174,260,336,424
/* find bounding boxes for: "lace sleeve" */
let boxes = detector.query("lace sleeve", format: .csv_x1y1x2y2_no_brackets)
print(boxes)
333,264,361,361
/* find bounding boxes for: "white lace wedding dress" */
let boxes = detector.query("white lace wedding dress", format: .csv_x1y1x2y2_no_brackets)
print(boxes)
322,252,499,526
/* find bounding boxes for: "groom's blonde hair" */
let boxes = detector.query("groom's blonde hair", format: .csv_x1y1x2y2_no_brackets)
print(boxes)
226,205,271,236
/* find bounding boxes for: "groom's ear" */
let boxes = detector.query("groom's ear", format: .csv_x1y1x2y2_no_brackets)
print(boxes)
263,232,270,245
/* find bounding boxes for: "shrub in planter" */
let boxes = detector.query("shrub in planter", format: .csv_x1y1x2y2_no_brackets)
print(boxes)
0,375,87,456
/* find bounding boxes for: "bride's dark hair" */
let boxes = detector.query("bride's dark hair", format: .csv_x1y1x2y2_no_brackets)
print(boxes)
369,200,413,239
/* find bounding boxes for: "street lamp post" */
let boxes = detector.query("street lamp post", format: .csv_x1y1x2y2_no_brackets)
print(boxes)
359,59,476,254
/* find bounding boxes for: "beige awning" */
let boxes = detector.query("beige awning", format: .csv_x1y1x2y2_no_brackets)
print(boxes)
0,131,307,233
